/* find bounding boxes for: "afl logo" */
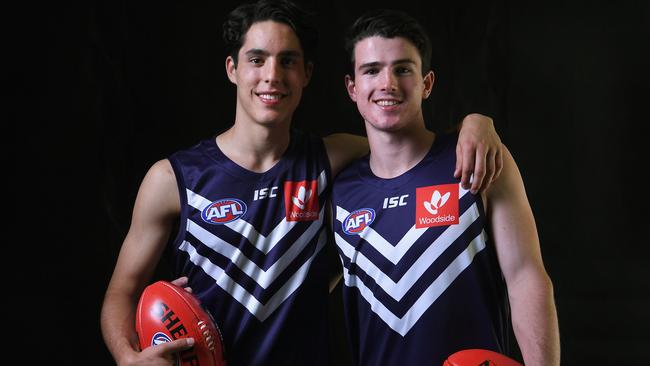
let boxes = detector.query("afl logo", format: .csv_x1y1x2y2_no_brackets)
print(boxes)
151,331,172,346
202,198,247,224
343,208,376,235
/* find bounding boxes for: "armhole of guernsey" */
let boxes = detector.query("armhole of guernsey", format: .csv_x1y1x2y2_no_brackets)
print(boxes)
167,155,189,251
315,135,333,193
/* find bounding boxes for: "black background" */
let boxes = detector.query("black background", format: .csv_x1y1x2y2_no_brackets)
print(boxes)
13,0,649,365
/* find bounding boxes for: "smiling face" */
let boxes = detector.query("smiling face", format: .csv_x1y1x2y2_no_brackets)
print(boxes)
346,36,433,134
226,21,312,129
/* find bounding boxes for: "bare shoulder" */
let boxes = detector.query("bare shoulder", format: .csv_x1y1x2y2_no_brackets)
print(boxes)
146,159,176,181
323,133,369,177
480,144,533,218
486,145,524,196
134,159,180,218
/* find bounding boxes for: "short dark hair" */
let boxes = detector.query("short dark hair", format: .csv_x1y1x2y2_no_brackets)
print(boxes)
222,0,318,67
345,9,432,75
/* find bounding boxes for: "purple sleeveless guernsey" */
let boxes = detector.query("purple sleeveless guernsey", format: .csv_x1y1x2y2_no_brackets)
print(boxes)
331,133,511,366
168,130,331,366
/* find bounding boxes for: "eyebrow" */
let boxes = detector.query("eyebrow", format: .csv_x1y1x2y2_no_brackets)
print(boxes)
358,58,417,70
244,48,303,58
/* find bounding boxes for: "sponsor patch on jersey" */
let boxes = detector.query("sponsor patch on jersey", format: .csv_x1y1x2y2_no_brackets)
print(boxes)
342,208,376,235
284,180,319,221
201,198,247,224
415,184,459,228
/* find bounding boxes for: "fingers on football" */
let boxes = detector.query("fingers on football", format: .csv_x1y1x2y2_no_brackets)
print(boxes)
170,276,189,287
154,338,195,356
170,277,192,293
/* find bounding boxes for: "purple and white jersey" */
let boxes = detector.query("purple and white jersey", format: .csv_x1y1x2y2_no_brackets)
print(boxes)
331,133,511,366
168,130,331,366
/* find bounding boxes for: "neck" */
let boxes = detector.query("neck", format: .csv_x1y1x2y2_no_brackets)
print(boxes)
216,119,291,173
366,121,435,179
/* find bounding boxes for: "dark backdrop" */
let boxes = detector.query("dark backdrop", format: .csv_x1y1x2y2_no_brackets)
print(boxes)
14,0,649,365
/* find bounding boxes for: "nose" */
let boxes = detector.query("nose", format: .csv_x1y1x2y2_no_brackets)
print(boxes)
263,58,283,84
380,70,397,92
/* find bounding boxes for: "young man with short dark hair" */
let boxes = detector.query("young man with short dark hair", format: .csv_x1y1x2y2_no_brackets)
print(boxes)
331,9,560,366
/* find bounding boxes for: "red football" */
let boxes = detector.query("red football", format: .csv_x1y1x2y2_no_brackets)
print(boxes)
443,349,522,366
136,280,226,366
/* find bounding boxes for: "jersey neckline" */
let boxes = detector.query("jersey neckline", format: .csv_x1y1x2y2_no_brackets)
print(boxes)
199,130,300,182
356,132,455,191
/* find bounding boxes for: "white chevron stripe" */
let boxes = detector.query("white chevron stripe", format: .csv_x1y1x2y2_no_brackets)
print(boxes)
335,202,481,301
187,170,327,254
336,184,470,264
186,206,324,288
179,230,327,321
343,231,487,336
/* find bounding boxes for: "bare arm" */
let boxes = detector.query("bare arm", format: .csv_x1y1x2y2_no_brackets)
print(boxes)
100,160,194,366
486,147,560,366
323,133,369,177
456,113,503,194
324,113,503,190
321,135,359,289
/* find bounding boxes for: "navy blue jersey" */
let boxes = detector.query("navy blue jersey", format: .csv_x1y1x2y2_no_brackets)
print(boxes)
331,133,511,366
168,130,331,366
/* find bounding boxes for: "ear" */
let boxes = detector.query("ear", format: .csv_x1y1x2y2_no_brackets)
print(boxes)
422,70,434,99
345,74,357,102
226,56,237,84
303,61,314,87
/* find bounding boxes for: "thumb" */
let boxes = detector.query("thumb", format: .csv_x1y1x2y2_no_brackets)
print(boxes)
153,337,195,356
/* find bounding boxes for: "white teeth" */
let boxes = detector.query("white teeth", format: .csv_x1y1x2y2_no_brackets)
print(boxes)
259,94,281,100
376,100,399,106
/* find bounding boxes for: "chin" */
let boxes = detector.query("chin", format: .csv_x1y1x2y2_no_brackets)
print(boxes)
365,117,404,132
255,112,291,127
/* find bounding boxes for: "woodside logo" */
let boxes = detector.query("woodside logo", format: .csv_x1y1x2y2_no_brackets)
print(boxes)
284,180,319,221
415,184,459,228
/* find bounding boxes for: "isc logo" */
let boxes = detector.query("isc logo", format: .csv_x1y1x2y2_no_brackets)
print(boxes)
342,208,376,235
383,194,409,209
201,198,247,224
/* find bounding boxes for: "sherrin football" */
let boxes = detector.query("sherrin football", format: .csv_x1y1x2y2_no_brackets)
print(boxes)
136,280,226,366
443,349,522,366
